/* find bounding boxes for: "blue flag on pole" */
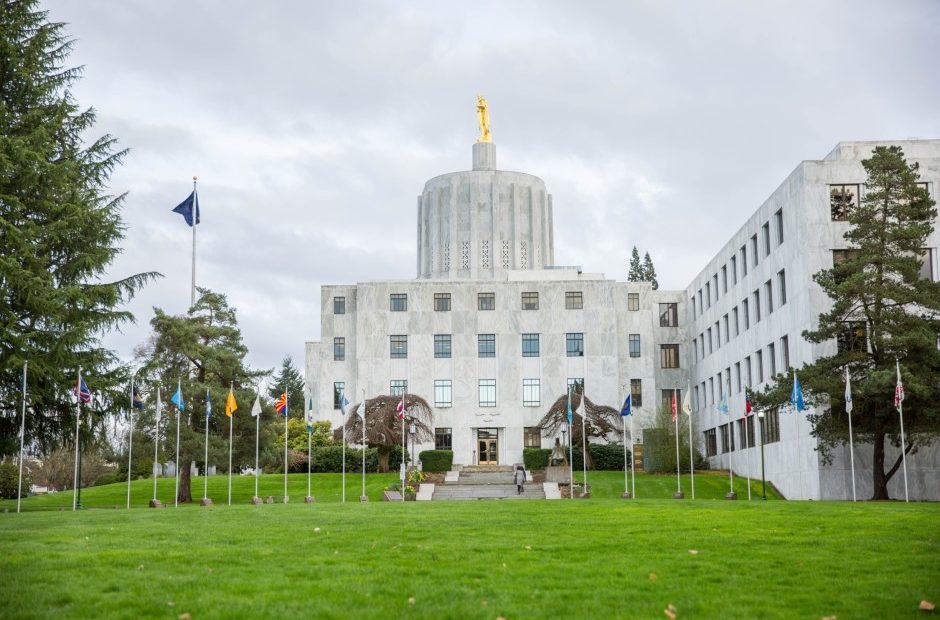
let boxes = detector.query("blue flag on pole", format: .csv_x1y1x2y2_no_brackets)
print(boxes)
172,191,200,226
205,389,212,418
132,387,144,410
620,394,632,417
339,393,349,416
170,384,184,412
791,373,806,412
566,390,573,424
715,394,729,415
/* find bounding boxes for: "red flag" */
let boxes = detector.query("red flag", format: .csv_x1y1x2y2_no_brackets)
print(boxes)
670,392,677,423
396,393,405,420
745,391,753,415
894,360,905,412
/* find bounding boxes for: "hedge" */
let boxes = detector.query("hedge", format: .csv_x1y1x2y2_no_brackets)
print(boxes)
523,448,551,470
0,463,30,499
419,450,453,472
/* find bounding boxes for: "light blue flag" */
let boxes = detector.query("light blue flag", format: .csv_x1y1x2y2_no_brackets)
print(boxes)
566,390,573,424
791,373,806,412
715,394,729,415
620,394,632,417
339,393,349,416
170,383,184,412
205,389,212,418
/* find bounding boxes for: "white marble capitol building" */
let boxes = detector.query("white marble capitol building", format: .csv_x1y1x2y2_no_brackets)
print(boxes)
305,120,940,500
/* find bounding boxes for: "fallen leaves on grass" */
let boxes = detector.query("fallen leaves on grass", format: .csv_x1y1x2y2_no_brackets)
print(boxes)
314,527,320,533
649,573,657,581
821,616,836,620
525,545,531,550
136,564,144,571
664,603,677,618
408,597,416,605
688,550,698,555
920,600,935,611
178,613,191,620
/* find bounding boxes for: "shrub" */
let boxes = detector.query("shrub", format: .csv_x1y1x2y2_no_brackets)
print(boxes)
308,446,379,473
589,444,631,470
523,448,552,470
418,450,453,472
93,473,121,487
0,463,31,499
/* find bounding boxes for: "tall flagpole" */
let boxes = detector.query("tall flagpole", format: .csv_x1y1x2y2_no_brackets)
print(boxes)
400,397,405,502
126,376,134,509
685,383,695,500
190,177,197,307
283,382,289,503
307,423,312,499
744,415,752,500
622,407,628,496
896,360,909,503
630,413,636,498
254,389,260,500
567,386,573,500
673,388,681,497
72,368,81,511
17,361,27,513
174,381,181,508
342,403,346,504
362,390,367,501
227,382,233,506
203,396,210,501
845,367,857,502
580,391,588,496
153,387,161,504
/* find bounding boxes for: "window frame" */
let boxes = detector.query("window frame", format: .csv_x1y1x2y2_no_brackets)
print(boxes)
565,332,584,357
628,334,641,358
389,293,407,312
522,333,540,357
333,296,346,315
565,291,583,310
660,344,680,369
478,292,495,311
478,333,496,358
434,427,453,450
333,337,345,361
627,293,640,311
659,302,678,327
434,334,452,359
521,291,539,310
434,292,451,312
434,380,452,408
478,379,497,407
390,335,408,359
522,379,540,407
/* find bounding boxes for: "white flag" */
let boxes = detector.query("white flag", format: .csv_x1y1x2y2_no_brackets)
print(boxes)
251,393,262,417
844,367,853,415
357,400,365,419
682,389,692,415
155,387,162,426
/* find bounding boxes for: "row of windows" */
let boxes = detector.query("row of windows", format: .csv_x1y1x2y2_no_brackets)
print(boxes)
692,270,787,363
332,293,675,317
432,427,545,451
703,410,780,457
332,334,681,367
829,182,929,222
693,335,790,411
692,209,784,318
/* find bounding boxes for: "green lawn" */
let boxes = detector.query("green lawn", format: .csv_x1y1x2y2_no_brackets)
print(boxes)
1,476,936,618
1,470,781,511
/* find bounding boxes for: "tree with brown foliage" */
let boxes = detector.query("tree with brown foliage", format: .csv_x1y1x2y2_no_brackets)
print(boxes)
535,392,621,468
335,394,434,471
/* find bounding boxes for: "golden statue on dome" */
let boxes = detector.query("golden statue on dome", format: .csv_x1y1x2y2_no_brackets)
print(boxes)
476,95,492,143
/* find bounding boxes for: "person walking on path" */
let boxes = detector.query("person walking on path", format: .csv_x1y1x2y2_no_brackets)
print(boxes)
513,465,526,495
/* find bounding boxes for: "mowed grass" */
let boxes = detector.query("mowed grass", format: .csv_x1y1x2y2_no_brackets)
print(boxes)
1,478,936,619
0,470,781,512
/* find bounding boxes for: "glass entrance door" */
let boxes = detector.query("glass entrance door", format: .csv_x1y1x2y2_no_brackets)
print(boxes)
478,428,498,464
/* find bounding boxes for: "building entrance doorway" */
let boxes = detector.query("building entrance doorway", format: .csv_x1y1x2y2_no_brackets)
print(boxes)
478,428,498,464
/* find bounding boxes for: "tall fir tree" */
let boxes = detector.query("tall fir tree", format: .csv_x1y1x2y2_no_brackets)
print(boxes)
268,356,305,419
0,1,157,457
139,289,265,503
753,146,940,499
642,252,659,290
627,246,643,281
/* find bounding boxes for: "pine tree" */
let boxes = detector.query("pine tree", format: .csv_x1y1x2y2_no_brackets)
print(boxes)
627,246,643,281
642,252,659,290
268,356,305,419
753,146,940,499
139,289,265,503
0,1,157,457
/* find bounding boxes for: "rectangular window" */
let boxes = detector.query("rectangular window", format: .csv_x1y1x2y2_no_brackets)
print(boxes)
756,350,764,384
744,356,752,389
333,296,346,314
761,409,781,444
732,307,739,336
333,337,345,361
707,328,713,354
751,235,759,267
699,334,705,359
723,314,729,343
630,379,642,407
762,222,771,257
722,265,728,293
715,321,721,349
566,333,584,357
919,249,934,281
521,292,539,310
434,292,451,311
830,184,860,221
708,378,714,404
742,298,750,330
720,423,735,453
524,427,541,448
778,270,787,306
833,249,860,285
753,290,761,323
434,334,452,358
478,292,495,311
734,362,742,393
523,379,540,407
629,334,641,358
479,380,496,407
660,344,680,369
390,335,408,359
661,389,681,415
698,290,703,313
765,280,773,314
741,246,748,276
713,274,719,301
781,335,790,370
567,378,585,393
731,256,738,284
434,427,452,450
775,208,784,245
627,293,640,311
705,429,718,457
659,303,678,327
522,333,540,357
390,380,407,396
705,282,711,308
565,291,583,309
434,380,452,407
333,382,345,410
390,293,407,312
738,417,756,449
478,334,496,358
768,343,777,377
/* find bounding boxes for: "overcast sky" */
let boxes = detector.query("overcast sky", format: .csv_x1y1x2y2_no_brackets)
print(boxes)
43,0,940,376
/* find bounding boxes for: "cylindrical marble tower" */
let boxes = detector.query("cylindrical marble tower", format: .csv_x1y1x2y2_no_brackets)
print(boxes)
416,142,555,279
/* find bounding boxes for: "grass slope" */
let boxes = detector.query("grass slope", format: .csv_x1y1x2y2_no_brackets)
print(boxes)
1,499,936,619
1,470,781,512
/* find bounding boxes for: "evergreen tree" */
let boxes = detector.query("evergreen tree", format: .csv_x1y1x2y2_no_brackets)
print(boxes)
627,246,643,281
268,356,305,419
0,1,157,457
642,252,659,290
139,289,265,503
753,146,940,499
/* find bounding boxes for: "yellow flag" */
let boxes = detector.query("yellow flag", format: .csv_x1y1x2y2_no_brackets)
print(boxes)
225,389,237,417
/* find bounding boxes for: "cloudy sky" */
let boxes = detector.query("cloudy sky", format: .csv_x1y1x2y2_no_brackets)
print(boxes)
44,0,940,375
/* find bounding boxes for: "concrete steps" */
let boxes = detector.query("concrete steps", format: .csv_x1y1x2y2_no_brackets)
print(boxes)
431,465,544,500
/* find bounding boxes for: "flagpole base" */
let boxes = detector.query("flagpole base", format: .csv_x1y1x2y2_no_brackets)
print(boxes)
621,492,632,499
200,498,213,506
250,496,263,505
148,499,163,508
283,496,290,504
725,491,738,500
304,495,315,503
359,495,369,502
673,491,685,499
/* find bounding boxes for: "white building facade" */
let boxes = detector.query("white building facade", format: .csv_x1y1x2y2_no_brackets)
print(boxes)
687,139,940,500
306,142,688,466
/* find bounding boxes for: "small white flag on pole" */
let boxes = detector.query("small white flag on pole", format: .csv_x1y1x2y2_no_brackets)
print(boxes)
845,367,857,502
